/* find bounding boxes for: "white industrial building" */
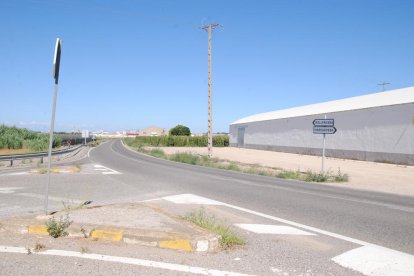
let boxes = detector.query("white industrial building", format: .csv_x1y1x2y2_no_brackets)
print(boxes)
229,86,414,165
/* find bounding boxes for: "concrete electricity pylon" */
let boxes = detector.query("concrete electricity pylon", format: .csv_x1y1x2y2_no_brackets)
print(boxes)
202,23,220,157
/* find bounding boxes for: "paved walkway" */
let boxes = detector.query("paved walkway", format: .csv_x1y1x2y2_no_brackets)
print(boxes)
157,147,414,197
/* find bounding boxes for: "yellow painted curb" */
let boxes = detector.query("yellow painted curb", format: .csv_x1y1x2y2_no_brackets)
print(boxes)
28,225,49,235
91,229,123,241
159,240,193,252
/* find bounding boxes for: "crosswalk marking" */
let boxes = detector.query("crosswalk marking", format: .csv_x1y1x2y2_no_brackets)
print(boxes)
161,194,414,276
234,224,316,235
93,164,121,175
332,245,414,276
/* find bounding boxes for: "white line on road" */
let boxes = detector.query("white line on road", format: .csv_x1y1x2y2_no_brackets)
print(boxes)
234,224,316,235
0,187,24,194
14,193,83,204
0,172,29,176
0,246,252,276
332,245,414,276
162,194,414,276
162,194,223,205
93,164,121,175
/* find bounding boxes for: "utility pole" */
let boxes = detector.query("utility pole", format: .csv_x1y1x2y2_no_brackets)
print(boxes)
202,23,220,157
377,82,390,91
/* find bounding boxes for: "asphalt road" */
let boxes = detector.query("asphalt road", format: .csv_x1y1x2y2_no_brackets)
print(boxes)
85,139,414,255
1,139,414,274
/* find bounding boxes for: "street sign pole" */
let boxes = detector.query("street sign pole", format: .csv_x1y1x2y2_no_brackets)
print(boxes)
313,115,336,174
45,38,62,215
321,115,327,173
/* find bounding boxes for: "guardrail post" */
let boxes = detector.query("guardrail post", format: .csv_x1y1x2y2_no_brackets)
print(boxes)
10,159,13,167
41,157,44,164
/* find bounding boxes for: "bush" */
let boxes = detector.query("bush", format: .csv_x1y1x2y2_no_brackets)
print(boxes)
46,215,72,238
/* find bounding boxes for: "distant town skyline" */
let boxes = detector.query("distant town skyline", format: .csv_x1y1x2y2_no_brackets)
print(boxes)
1,1,413,133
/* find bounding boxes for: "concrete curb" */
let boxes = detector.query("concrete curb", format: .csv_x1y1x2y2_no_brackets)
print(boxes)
22,224,220,253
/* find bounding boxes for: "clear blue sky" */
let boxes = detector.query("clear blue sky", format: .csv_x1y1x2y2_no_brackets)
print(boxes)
1,0,413,133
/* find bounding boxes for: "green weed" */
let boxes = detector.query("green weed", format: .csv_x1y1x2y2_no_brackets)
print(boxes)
183,208,245,249
46,215,73,238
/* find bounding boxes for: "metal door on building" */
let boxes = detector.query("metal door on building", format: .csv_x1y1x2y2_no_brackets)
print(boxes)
237,127,245,148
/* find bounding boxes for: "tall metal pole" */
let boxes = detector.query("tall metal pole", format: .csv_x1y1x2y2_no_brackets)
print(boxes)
45,83,58,214
45,38,62,215
202,23,219,158
321,114,326,173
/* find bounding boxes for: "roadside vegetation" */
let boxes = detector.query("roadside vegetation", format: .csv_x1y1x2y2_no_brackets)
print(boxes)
125,138,349,183
126,135,229,147
46,214,73,238
183,208,245,249
0,125,94,155
0,125,62,152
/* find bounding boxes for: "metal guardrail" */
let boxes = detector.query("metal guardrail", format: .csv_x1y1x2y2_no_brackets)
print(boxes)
0,144,84,166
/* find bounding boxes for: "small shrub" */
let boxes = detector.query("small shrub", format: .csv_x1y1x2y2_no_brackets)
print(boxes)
226,162,241,171
277,170,301,179
149,148,166,158
46,215,72,238
169,152,200,165
304,171,329,182
334,168,349,182
183,208,245,249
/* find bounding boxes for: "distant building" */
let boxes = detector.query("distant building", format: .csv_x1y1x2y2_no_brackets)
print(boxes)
138,126,167,136
126,130,139,137
230,87,414,165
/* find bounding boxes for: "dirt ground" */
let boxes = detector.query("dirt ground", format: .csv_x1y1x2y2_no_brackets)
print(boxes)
156,147,414,197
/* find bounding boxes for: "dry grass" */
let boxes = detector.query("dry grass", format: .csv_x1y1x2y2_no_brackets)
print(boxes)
0,148,33,155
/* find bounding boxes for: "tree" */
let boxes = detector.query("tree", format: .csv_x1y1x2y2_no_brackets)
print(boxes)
169,125,191,136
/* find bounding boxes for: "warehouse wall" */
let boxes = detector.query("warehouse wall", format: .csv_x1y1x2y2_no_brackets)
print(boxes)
230,103,414,165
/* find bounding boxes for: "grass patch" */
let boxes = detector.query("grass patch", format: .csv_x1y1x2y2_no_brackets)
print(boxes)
62,201,86,212
149,148,167,158
169,152,200,165
183,208,245,249
304,171,329,182
46,214,72,238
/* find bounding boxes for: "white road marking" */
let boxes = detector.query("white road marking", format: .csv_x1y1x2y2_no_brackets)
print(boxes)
162,194,224,205
0,246,252,276
332,245,414,276
14,193,82,204
0,172,28,176
93,164,121,175
162,194,414,275
234,224,316,235
0,187,24,194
